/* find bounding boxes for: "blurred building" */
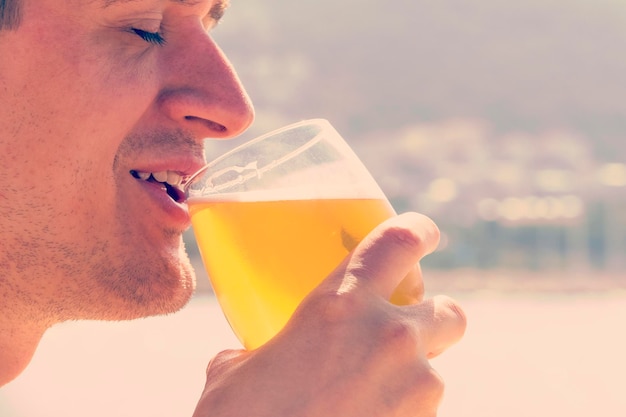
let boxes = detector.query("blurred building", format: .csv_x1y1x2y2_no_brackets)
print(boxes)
356,119,626,272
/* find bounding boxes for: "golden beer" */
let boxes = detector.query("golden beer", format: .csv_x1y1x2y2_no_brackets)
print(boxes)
189,196,399,349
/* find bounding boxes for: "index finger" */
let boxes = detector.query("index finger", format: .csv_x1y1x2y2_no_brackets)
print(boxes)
340,212,440,301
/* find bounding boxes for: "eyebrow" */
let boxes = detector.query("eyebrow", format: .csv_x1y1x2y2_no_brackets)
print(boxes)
102,0,230,22
205,0,230,21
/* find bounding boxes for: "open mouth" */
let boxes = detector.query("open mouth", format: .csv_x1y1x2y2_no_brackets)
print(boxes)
130,169,186,203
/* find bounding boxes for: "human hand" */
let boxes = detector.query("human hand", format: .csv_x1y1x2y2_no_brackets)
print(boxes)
193,212,466,417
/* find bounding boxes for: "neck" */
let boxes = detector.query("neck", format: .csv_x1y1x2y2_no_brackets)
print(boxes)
0,264,53,386
0,247,59,386
0,313,48,386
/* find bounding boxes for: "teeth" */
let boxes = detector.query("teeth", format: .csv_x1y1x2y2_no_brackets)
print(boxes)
131,170,183,186
152,171,168,182
167,171,182,185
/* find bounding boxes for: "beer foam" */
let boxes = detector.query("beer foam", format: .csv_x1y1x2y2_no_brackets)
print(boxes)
187,185,386,204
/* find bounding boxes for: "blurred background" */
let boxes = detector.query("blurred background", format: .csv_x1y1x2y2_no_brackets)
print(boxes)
198,0,626,284
2,1,625,416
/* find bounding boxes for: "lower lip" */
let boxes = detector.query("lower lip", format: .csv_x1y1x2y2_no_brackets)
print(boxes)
136,180,190,229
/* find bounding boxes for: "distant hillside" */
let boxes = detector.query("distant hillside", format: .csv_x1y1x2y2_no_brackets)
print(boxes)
214,0,626,159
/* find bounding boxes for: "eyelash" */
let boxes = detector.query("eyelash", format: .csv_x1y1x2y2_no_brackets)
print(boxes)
131,28,166,46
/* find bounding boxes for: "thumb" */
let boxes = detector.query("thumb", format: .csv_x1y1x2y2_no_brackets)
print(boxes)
331,212,440,301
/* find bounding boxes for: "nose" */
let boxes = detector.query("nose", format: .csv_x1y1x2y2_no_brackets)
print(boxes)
157,26,254,140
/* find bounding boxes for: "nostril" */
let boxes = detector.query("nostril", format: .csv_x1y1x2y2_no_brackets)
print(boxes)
184,116,226,133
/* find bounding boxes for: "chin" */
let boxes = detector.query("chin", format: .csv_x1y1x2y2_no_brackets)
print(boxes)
133,252,197,317
88,246,198,321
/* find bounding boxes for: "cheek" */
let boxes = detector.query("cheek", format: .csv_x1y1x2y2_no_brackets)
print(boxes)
25,42,158,145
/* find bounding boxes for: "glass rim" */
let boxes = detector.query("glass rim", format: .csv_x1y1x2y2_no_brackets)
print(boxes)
183,118,332,192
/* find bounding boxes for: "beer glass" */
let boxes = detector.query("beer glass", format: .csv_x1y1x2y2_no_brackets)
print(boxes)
185,119,419,349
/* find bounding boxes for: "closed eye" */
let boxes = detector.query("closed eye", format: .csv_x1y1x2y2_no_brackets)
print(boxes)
131,28,166,46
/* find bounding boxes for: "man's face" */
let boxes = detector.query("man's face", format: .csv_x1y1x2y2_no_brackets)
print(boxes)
0,0,253,320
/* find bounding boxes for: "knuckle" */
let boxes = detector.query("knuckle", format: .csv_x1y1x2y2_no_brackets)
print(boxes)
419,367,445,400
380,218,440,256
206,349,245,376
382,318,417,349
371,316,421,360
398,364,445,411
381,225,425,251
305,289,362,325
